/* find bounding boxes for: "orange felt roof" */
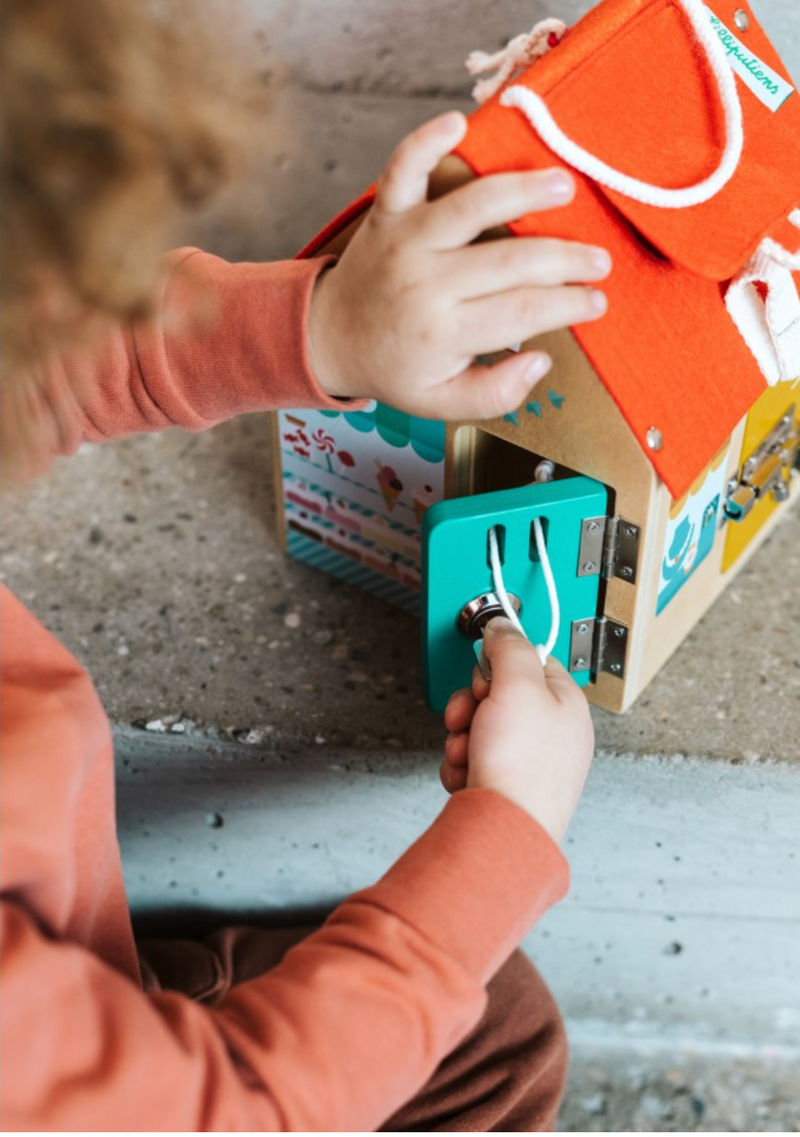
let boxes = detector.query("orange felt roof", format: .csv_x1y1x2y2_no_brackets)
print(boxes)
299,0,800,499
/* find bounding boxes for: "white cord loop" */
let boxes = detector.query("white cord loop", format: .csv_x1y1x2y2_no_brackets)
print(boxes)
499,0,744,209
725,210,800,387
487,521,560,666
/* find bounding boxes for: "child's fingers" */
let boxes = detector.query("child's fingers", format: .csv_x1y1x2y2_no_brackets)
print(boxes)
447,237,611,298
481,617,549,693
461,285,607,356
444,687,478,732
416,169,574,250
440,758,469,794
375,112,468,216
444,730,470,768
424,351,550,421
471,665,491,701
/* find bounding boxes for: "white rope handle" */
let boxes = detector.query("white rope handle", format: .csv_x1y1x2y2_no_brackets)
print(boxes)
500,0,744,209
487,521,560,666
760,210,800,270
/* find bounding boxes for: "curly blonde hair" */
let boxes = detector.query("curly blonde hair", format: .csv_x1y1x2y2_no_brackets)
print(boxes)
1,0,244,374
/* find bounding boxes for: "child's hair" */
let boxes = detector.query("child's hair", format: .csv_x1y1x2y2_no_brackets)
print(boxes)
0,0,244,375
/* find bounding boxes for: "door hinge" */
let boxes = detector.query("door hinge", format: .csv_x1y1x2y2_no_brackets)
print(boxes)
577,515,641,584
570,616,628,679
723,405,799,523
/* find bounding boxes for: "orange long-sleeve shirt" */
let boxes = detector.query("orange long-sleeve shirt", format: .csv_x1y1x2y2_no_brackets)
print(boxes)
0,250,569,1132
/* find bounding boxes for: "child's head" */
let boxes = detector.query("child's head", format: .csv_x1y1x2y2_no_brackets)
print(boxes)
0,0,245,472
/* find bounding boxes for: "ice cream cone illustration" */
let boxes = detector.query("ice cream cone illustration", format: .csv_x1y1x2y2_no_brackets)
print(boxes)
374,458,403,512
412,484,436,525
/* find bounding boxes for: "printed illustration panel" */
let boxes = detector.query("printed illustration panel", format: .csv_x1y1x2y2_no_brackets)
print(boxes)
278,403,445,602
656,444,729,616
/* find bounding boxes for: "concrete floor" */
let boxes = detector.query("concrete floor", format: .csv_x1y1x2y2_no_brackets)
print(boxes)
5,415,799,762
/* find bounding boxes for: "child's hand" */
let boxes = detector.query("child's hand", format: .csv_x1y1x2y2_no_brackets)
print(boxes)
309,111,610,421
440,617,594,843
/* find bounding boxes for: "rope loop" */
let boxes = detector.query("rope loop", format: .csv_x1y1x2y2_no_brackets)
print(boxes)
487,521,560,666
500,0,744,209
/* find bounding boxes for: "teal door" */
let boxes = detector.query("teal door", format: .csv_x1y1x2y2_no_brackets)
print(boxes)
422,477,608,711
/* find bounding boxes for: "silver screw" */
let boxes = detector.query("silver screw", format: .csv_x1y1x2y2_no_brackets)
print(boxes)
734,8,749,31
573,657,587,669
646,427,663,452
583,561,596,572
577,622,589,634
614,627,626,638
625,525,638,538
586,520,599,532
620,566,633,579
610,663,622,674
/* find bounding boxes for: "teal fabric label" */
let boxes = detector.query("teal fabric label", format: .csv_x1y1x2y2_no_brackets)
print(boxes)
706,7,795,113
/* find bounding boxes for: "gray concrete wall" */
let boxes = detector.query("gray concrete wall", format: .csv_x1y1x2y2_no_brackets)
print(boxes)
187,0,800,264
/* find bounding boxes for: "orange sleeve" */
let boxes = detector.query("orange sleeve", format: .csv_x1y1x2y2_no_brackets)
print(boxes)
1,791,567,1132
14,250,366,474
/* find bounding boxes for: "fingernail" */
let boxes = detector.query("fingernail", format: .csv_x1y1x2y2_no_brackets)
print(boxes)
589,289,608,315
589,249,612,276
548,172,574,199
438,111,466,135
524,354,551,383
483,616,515,637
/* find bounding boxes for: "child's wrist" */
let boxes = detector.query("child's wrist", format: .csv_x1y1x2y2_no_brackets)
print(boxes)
308,265,359,401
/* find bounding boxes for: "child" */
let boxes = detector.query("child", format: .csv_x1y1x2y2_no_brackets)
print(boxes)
0,0,607,1130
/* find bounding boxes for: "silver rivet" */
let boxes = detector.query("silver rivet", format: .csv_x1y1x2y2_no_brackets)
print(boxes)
614,627,626,638
577,622,589,634
734,8,749,31
583,561,596,572
573,657,587,669
646,427,663,452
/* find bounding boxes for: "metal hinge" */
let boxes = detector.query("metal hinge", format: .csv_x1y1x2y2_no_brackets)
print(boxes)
569,617,628,679
577,515,641,584
724,405,799,523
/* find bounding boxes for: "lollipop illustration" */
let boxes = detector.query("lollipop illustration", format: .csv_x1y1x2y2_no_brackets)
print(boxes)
312,428,336,471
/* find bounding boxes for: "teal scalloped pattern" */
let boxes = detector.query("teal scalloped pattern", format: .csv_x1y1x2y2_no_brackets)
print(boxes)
319,404,445,464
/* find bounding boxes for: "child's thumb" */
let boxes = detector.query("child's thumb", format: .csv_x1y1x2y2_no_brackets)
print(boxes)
482,617,545,684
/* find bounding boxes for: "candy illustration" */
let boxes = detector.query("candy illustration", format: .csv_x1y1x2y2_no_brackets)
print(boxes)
374,459,403,512
313,428,336,472
412,484,436,525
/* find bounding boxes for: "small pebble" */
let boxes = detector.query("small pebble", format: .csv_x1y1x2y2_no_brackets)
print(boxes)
205,811,224,829
284,612,301,629
145,719,166,732
234,573,247,583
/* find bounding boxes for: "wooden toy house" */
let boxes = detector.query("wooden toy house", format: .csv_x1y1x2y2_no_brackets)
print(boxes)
273,0,800,713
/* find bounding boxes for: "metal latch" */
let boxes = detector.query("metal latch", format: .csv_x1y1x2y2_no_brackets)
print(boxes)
577,515,641,584
724,405,799,523
570,616,628,679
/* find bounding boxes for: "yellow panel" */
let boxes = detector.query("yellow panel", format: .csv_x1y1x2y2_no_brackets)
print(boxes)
722,379,799,572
